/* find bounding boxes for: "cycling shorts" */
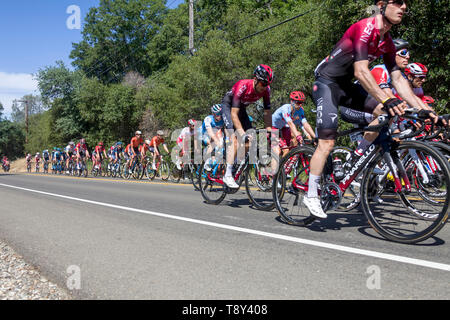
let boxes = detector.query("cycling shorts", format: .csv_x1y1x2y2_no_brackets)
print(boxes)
221,92,253,132
312,77,375,140
272,127,292,149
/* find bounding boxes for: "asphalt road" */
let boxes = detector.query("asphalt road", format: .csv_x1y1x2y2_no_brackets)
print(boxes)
0,173,449,300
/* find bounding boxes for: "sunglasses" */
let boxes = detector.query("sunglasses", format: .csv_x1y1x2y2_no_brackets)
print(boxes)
397,49,410,58
389,0,407,6
415,76,426,80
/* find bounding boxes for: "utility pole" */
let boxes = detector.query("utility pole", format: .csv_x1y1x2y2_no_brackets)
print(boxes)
189,0,195,55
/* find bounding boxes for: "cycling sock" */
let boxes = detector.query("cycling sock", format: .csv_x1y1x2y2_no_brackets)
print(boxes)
225,164,233,177
307,174,321,198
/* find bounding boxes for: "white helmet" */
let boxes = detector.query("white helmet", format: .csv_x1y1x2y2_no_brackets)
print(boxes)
135,130,142,135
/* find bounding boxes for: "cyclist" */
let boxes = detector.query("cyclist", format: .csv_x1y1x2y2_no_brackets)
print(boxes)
176,119,198,170
35,152,41,171
64,142,75,173
221,64,274,188
42,149,50,170
110,142,124,166
272,91,316,158
124,143,132,171
307,0,439,219
75,138,90,171
129,131,144,169
93,142,107,171
1,156,9,171
149,130,169,170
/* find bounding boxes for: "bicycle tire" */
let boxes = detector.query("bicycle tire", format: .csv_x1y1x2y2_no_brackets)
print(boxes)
272,146,317,226
198,161,227,205
361,141,449,244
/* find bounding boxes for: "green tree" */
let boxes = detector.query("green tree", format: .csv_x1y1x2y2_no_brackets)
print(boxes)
70,0,167,82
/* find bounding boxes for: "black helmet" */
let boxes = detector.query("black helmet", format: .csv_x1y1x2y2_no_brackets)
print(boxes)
393,38,409,51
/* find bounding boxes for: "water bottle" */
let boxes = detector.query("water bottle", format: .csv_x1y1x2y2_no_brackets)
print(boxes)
333,157,344,180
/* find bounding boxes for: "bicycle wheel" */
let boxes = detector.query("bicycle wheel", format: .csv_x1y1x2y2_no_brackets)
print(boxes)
361,141,450,244
198,161,227,205
160,161,170,181
245,155,279,211
273,146,316,226
189,164,201,191
145,164,156,180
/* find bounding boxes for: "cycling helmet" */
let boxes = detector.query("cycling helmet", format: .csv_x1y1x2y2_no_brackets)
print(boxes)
156,130,164,136
116,141,123,146
135,130,142,135
53,147,57,151
405,63,428,77
36,152,40,155
99,142,104,146
211,104,222,115
80,138,86,144
290,91,306,102
188,119,197,126
393,38,409,51
145,139,151,145
69,141,74,146
422,96,435,105
253,64,273,84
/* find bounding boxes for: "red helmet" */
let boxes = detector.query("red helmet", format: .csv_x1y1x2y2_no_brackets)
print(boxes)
99,141,104,146
188,119,197,126
290,91,306,102
253,64,273,84
405,63,428,77
422,96,435,105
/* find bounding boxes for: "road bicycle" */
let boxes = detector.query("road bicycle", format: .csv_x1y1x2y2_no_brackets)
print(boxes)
272,111,450,244
146,154,170,181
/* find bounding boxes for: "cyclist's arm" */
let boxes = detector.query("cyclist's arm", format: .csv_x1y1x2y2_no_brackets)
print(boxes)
163,143,169,154
207,127,222,147
391,70,430,111
264,109,272,131
303,121,316,139
354,60,391,104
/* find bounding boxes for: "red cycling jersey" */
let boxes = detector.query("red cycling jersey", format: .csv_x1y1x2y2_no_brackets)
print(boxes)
76,143,88,153
315,17,397,82
95,145,105,154
230,79,271,110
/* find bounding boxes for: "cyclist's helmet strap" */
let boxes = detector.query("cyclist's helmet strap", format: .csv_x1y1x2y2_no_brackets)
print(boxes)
375,0,394,25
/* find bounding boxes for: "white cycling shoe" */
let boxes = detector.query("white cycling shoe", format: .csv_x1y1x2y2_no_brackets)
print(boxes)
302,196,327,219
223,176,239,189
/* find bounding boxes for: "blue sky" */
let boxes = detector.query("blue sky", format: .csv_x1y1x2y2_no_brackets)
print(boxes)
0,0,184,116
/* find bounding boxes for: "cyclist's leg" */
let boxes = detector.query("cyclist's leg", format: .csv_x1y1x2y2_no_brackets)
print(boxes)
306,78,343,218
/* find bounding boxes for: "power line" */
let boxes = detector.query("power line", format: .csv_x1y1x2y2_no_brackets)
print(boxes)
232,1,325,44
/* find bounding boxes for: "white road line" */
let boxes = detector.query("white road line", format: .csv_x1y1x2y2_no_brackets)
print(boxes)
1,182,449,272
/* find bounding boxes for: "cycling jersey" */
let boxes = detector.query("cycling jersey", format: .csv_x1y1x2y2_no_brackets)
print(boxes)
150,136,165,148
131,137,143,149
76,143,88,155
315,17,398,83
177,127,195,146
42,151,50,160
221,79,271,131
94,145,105,154
272,104,307,130
65,145,75,154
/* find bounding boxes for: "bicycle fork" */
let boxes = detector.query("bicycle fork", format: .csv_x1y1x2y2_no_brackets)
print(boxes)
384,150,411,193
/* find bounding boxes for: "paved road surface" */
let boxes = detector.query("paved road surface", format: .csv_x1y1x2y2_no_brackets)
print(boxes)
0,173,448,299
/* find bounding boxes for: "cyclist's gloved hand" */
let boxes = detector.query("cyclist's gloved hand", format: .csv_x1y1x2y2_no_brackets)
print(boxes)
417,109,435,120
437,114,450,127
296,135,303,145
382,98,404,117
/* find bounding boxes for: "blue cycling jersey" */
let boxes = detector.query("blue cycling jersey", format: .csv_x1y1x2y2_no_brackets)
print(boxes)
272,104,307,129
198,115,224,136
